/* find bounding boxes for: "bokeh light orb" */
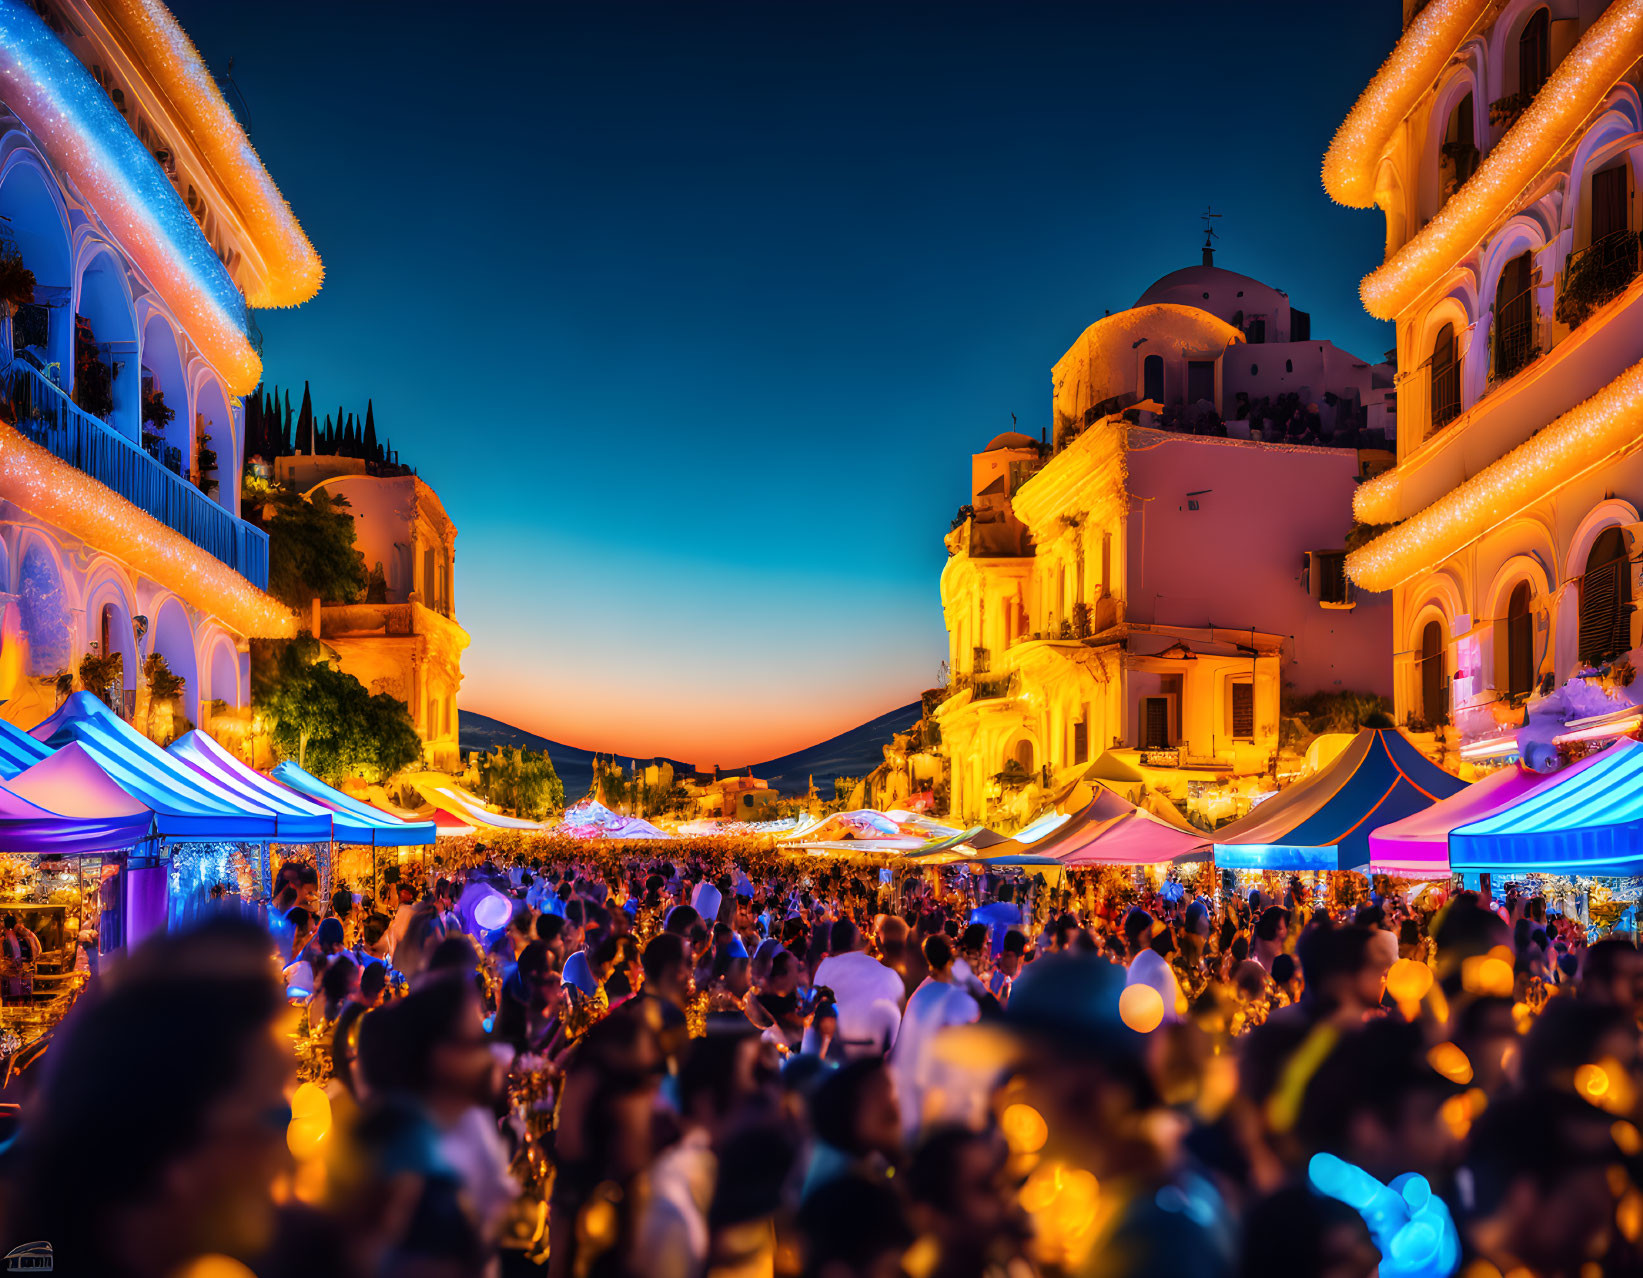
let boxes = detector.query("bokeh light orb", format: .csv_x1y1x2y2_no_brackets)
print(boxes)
1119,984,1165,1033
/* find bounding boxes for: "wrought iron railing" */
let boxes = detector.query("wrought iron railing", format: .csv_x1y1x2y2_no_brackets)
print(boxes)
2,361,268,588
1490,286,1539,385
1427,353,1461,435
1556,230,1642,329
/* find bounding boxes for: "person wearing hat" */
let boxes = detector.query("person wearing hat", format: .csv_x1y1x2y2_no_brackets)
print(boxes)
941,952,1235,1277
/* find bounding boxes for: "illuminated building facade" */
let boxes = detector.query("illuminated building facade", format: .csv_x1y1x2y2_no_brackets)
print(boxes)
1335,0,1643,754
290,458,469,772
936,257,1394,827
0,1,315,735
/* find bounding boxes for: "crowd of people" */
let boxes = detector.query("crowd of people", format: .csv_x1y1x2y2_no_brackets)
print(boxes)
2,844,1641,1278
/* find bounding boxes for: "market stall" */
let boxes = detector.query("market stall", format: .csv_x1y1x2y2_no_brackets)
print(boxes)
269,761,437,897
1366,764,1545,880
1212,727,1466,873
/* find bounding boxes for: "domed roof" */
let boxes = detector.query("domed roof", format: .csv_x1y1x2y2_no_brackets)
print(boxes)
984,431,1039,452
1135,264,1280,310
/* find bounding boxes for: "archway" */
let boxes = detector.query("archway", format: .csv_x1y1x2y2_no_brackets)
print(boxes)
139,313,189,472
1579,528,1632,666
1418,620,1448,726
84,568,138,718
205,634,240,712
17,538,71,678
193,376,234,514
75,246,139,440
0,153,72,375
148,597,198,736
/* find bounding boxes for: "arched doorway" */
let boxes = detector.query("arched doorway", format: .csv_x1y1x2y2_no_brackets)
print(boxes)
193,377,234,513
75,248,139,440
1143,354,1164,404
1579,527,1632,665
88,584,138,719
0,157,73,376
206,636,240,713
1505,581,1534,696
17,540,71,678
139,314,189,473
1418,620,1447,726
148,598,198,738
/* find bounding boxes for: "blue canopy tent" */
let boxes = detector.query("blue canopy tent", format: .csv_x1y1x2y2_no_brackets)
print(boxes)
1213,729,1467,872
269,761,437,847
171,731,332,842
1451,737,1643,877
30,694,282,940
0,718,51,778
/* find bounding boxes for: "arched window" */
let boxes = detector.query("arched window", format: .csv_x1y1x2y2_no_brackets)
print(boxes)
1505,581,1534,696
1493,251,1534,381
1441,92,1477,197
1013,738,1035,774
1430,322,1460,431
1579,527,1633,664
1143,354,1164,403
1520,10,1550,99
1419,620,1448,726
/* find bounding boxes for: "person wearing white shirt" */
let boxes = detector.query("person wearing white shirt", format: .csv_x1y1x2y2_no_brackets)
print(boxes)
1123,907,1183,1024
812,918,905,1060
889,933,980,1138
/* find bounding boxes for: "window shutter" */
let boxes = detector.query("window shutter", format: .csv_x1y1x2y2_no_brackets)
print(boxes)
1231,684,1254,738
1593,166,1629,243
1580,559,1624,664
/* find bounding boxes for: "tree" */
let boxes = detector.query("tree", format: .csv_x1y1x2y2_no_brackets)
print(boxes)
78,649,123,707
363,399,379,462
261,650,421,783
296,381,314,454
472,747,564,820
143,651,187,741
263,487,368,610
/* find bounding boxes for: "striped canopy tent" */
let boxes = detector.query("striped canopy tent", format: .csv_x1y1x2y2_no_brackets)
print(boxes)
557,799,669,840
1367,765,1545,879
429,807,478,838
405,773,550,832
170,731,332,843
0,718,51,778
1213,728,1466,873
987,786,1209,866
1451,738,1643,877
906,826,1008,858
0,756,153,855
270,762,437,846
28,693,279,842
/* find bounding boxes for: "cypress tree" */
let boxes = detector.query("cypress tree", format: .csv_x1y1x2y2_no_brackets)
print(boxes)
363,399,379,462
296,382,314,454
282,388,293,454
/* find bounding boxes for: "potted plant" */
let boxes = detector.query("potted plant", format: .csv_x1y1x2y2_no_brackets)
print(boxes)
196,430,218,497
0,252,35,317
142,651,186,742
141,389,174,459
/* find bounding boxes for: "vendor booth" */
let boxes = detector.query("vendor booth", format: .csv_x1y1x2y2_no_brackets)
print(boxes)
1213,728,1466,872
1367,765,1545,880
270,760,437,899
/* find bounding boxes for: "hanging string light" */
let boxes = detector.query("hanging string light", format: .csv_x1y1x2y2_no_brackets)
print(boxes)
98,0,322,308
1347,354,1643,590
1360,0,1643,318
0,423,296,637
1322,0,1493,208
0,1,262,391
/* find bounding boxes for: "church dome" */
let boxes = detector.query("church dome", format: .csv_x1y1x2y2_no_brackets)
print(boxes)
1135,264,1286,317
984,431,1039,452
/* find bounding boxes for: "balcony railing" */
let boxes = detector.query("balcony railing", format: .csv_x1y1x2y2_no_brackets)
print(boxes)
1489,287,1540,387
2,361,268,589
1556,230,1642,330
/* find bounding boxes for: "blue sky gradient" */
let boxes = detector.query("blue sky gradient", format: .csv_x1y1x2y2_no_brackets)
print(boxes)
170,0,1397,764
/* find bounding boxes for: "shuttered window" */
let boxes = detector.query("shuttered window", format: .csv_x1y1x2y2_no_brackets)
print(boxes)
1073,718,1088,764
1506,581,1534,696
1419,621,1447,725
1230,683,1254,739
1520,9,1549,98
1579,527,1632,665
1143,698,1170,750
1592,165,1629,244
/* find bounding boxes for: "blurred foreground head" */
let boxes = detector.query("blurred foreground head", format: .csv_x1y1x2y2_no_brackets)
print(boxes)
2,918,288,1278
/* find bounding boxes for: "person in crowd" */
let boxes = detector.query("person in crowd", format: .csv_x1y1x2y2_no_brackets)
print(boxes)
814,917,905,1059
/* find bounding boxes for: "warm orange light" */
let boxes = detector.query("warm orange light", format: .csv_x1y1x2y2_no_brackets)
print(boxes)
1576,1062,1611,1101
0,425,295,638
1614,1120,1642,1156
1119,984,1165,1033
1001,1103,1048,1155
1360,0,1643,318
1428,1042,1474,1085
1387,958,1434,1004
1461,955,1514,998
175,1259,257,1278
99,0,324,308
1322,0,1493,208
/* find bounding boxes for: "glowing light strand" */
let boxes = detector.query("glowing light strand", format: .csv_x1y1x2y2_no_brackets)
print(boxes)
1361,0,1643,319
98,0,322,307
1346,355,1643,591
0,422,295,637
1321,0,1492,208
0,1,260,391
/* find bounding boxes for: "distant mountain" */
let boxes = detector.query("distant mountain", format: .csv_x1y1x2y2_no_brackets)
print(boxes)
458,700,923,799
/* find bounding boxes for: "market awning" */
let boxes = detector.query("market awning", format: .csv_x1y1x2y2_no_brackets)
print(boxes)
430,807,478,838
557,799,669,840
405,772,550,831
1213,728,1466,872
985,787,1208,865
1367,765,1544,879
171,731,333,843
0,750,154,854
1450,738,1643,876
0,718,51,779
269,762,437,847
28,693,279,841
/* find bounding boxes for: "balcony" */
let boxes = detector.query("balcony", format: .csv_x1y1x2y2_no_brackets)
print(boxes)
1488,287,1540,388
3,361,268,588
1555,230,1642,330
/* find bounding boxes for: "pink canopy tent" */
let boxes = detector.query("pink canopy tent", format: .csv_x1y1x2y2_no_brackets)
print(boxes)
0,754,153,856
986,786,1209,865
1367,765,1545,879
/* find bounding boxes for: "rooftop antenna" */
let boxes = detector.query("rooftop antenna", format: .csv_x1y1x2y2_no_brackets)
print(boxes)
1200,206,1221,267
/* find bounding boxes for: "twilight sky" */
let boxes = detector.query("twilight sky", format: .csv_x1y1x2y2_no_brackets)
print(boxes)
170,0,1396,767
